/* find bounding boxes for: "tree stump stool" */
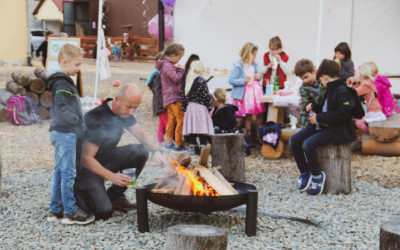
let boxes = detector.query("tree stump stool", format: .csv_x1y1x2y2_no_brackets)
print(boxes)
211,133,245,182
369,113,400,143
380,220,400,250
166,224,227,250
0,148,2,194
261,141,285,159
317,144,351,194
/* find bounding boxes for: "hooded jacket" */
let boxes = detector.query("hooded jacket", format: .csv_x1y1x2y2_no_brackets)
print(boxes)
375,75,393,116
212,104,240,133
315,79,356,145
47,72,86,138
147,70,166,117
156,59,184,107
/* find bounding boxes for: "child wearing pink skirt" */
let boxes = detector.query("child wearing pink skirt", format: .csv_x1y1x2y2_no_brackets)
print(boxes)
181,60,214,155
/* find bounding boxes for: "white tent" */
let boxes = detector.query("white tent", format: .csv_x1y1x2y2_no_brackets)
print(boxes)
174,0,400,87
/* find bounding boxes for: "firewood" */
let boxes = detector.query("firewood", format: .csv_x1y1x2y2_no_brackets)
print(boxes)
198,166,236,195
17,75,31,87
11,71,20,82
198,145,211,167
37,106,49,120
0,89,13,106
152,189,174,194
29,78,46,94
34,68,48,81
210,167,238,195
48,108,52,119
6,79,26,95
39,91,52,108
25,92,39,105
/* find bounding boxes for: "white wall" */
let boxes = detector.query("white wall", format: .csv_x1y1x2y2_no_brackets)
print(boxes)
174,0,400,76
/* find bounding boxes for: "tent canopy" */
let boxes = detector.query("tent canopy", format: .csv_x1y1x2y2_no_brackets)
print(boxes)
174,0,400,75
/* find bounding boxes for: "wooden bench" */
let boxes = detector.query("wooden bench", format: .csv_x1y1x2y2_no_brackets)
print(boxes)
131,36,159,61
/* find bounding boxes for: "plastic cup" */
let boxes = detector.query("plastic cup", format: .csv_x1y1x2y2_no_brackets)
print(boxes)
122,168,136,188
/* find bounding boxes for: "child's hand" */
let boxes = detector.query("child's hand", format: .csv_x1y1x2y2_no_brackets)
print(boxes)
306,103,313,112
309,113,317,124
39,56,43,62
275,55,282,62
176,64,184,69
267,62,274,69
334,58,341,65
245,76,252,83
254,73,262,80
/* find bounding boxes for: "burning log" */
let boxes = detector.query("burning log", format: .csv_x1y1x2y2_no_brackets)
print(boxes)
152,153,236,196
166,224,228,250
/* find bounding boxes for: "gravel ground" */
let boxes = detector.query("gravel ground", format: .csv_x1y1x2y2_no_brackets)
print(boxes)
0,58,399,249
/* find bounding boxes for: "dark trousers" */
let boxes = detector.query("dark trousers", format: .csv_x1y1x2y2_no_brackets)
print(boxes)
74,144,149,219
187,134,209,145
289,126,330,176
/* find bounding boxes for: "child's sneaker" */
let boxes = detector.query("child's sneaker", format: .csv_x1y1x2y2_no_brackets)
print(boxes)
47,211,63,222
174,144,187,151
61,207,95,225
309,171,326,196
164,143,174,150
298,172,311,192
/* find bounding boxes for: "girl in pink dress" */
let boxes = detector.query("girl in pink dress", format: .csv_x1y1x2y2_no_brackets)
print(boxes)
229,43,265,146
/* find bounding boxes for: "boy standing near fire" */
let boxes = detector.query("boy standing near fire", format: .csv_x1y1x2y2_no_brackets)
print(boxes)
47,44,95,224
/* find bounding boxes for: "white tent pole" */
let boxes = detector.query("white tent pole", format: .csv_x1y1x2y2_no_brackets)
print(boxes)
94,0,104,100
350,0,355,47
316,0,324,66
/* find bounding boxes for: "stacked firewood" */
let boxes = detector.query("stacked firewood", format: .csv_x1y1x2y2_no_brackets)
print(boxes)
0,68,52,121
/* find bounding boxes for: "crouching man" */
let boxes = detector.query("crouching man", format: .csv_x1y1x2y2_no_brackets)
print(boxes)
75,84,167,219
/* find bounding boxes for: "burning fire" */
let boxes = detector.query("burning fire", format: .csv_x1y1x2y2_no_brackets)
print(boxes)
172,160,220,196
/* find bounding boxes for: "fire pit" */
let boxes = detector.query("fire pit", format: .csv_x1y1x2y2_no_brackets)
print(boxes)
136,182,258,236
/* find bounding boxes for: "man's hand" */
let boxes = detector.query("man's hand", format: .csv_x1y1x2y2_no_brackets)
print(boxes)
309,113,317,124
109,172,131,187
153,151,167,167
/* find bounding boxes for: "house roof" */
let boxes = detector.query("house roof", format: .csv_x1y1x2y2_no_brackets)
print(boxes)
32,0,69,15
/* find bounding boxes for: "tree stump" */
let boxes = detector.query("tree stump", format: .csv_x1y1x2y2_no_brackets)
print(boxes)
380,220,400,250
211,133,245,182
280,128,301,142
0,89,13,106
261,141,285,159
369,113,400,143
317,144,351,194
29,78,46,94
166,224,227,250
25,92,39,106
39,91,52,108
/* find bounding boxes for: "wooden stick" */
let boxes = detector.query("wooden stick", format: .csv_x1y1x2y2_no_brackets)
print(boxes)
198,145,211,167
198,166,235,195
210,167,238,194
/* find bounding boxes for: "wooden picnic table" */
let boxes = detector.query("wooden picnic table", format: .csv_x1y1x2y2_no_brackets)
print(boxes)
260,95,285,124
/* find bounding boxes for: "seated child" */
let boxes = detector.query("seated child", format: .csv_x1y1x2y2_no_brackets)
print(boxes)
211,88,250,156
289,59,356,196
334,42,354,82
294,59,325,129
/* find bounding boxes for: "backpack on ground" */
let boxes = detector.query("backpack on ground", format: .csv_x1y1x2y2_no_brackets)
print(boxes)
6,95,41,126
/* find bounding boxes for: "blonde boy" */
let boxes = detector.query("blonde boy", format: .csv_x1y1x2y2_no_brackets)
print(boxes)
47,44,94,225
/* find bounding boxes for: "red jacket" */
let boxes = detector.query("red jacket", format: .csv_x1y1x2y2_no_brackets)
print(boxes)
262,51,289,87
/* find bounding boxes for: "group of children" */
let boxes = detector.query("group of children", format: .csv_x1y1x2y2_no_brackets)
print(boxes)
148,36,393,196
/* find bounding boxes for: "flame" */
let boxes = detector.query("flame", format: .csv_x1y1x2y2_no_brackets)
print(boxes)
173,161,219,196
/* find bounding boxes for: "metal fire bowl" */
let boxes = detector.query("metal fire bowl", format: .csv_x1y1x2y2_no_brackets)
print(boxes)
144,181,256,213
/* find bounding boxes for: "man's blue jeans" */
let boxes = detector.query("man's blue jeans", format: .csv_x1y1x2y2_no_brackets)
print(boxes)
289,126,330,176
50,131,78,215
